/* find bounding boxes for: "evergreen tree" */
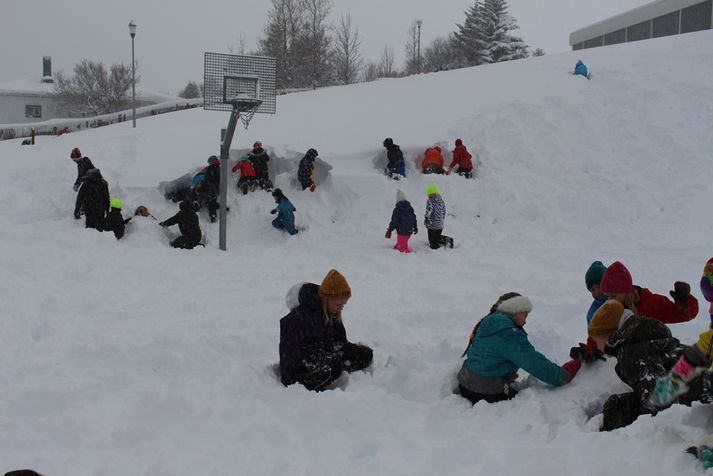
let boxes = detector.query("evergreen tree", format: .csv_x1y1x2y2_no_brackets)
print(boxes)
178,81,201,99
481,0,528,63
453,1,490,67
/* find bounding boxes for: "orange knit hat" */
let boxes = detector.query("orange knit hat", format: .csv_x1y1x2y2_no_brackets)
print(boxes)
588,300,625,338
319,269,352,300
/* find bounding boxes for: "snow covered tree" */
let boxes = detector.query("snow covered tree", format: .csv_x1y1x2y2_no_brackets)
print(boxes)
481,0,528,63
52,59,137,117
532,48,545,57
453,1,490,67
259,0,303,89
178,81,201,98
332,13,362,85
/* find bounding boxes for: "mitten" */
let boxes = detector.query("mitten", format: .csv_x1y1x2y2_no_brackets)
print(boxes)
309,183,316,192
385,230,392,239
270,208,277,215
646,355,700,409
73,210,81,219
562,359,582,380
73,183,79,192
570,338,606,363
670,281,691,305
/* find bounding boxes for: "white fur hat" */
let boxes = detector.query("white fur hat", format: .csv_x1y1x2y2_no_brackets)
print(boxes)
396,189,406,202
496,295,533,315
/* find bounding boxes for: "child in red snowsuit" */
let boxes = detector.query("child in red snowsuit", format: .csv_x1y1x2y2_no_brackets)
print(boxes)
232,155,257,195
447,139,474,178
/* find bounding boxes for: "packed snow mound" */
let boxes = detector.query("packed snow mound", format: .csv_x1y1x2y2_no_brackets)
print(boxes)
1,30,712,475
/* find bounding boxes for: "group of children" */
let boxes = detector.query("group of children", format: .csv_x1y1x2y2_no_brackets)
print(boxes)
278,259,713,468
383,137,476,180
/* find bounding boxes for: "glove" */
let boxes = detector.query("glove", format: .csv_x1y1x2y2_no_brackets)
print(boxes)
385,230,392,239
270,208,277,215
309,183,316,192
562,359,582,380
670,281,691,305
73,183,79,192
569,339,606,363
646,355,700,409
73,211,81,219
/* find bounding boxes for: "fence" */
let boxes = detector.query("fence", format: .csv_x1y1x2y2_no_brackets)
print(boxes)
0,98,203,142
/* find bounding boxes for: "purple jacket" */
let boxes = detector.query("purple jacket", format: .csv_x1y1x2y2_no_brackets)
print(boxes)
388,200,417,236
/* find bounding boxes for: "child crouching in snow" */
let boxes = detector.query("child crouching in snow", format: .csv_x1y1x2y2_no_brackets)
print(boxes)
457,293,581,404
279,270,373,391
385,189,417,252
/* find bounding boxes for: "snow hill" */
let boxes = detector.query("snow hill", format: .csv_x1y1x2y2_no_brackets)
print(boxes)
1,30,712,476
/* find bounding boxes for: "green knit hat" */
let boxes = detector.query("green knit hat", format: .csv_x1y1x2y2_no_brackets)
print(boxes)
109,197,123,210
585,261,607,290
426,183,440,196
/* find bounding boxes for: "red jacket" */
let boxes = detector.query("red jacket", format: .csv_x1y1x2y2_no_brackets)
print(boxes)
636,286,699,324
232,160,256,177
422,147,444,170
450,144,473,169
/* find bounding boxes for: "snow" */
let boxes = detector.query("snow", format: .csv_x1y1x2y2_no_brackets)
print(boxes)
1,29,713,475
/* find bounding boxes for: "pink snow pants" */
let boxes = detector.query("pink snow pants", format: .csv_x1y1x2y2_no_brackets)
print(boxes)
395,234,412,253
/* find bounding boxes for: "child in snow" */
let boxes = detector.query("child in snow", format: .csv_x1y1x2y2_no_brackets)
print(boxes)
588,299,711,431
421,146,445,174
104,198,132,239
249,141,272,191
279,269,374,391
200,156,221,222
574,60,589,79
383,138,406,179
159,198,202,249
270,188,298,235
385,189,418,253
134,205,157,220
457,293,582,404
424,183,453,249
232,154,257,195
70,147,95,192
569,261,609,363
447,139,474,178
598,261,698,324
74,168,110,231
298,148,318,191
647,258,713,468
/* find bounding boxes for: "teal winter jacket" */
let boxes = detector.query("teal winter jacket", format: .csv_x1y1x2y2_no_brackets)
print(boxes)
463,311,567,386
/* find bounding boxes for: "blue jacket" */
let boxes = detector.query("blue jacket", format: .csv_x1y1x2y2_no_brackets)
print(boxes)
388,200,417,235
274,197,296,234
386,144,406,177
279,283,348,386
574,61,588,77
463,311,567,386
586,297,606,324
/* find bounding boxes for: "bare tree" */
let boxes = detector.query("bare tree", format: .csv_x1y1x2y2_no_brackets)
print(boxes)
361,61,381,82
422,35,460,73
293,0,334,88
332,13,362,85
178,81,201,98
228,32,248,54
379,45,396,78
404,21,419,75
53,59,137,117
259,0,304,89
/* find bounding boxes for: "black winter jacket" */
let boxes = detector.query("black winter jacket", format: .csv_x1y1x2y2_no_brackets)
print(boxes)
388,200,417,235
249,148,270,178
298,156,315,187
605,313,684,399
202,163,220,197
279,283,348,386
75,171,110,225
104,210,131,239
161,201,202,244
74,157,95,188
386,144,405,170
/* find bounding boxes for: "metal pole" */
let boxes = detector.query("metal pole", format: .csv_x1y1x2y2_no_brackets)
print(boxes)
218,108,240,251
131,35,136,128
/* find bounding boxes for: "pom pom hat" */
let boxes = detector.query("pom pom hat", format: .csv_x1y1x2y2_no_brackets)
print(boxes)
396,189,406,203
600,261,633,294
319,269,352,300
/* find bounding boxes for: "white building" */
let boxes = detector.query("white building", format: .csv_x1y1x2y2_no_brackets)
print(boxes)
570,0,712,50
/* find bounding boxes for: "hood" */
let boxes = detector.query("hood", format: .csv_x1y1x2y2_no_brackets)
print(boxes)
286,283,322,311
605,313,672,355
475,311,523,338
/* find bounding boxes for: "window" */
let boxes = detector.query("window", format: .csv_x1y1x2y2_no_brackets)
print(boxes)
604,29,626,45
25,105,42,118
653,11,680,38
681,0,712,33
627,20,652,42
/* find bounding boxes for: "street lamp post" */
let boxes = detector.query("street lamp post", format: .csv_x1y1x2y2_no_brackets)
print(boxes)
416,20,422,74
128,20,137,128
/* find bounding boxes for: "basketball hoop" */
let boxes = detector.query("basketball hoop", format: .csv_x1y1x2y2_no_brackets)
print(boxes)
229,96,263,129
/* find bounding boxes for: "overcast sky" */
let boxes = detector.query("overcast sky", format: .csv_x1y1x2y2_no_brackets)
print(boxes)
1,0,652,94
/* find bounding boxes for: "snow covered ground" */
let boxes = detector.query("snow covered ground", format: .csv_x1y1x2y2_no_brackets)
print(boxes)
1,30,712,475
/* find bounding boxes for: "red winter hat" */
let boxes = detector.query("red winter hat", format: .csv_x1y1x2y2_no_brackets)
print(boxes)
253,141,262,149
70,147,81,159
600,261,633,294
455,138,463,147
